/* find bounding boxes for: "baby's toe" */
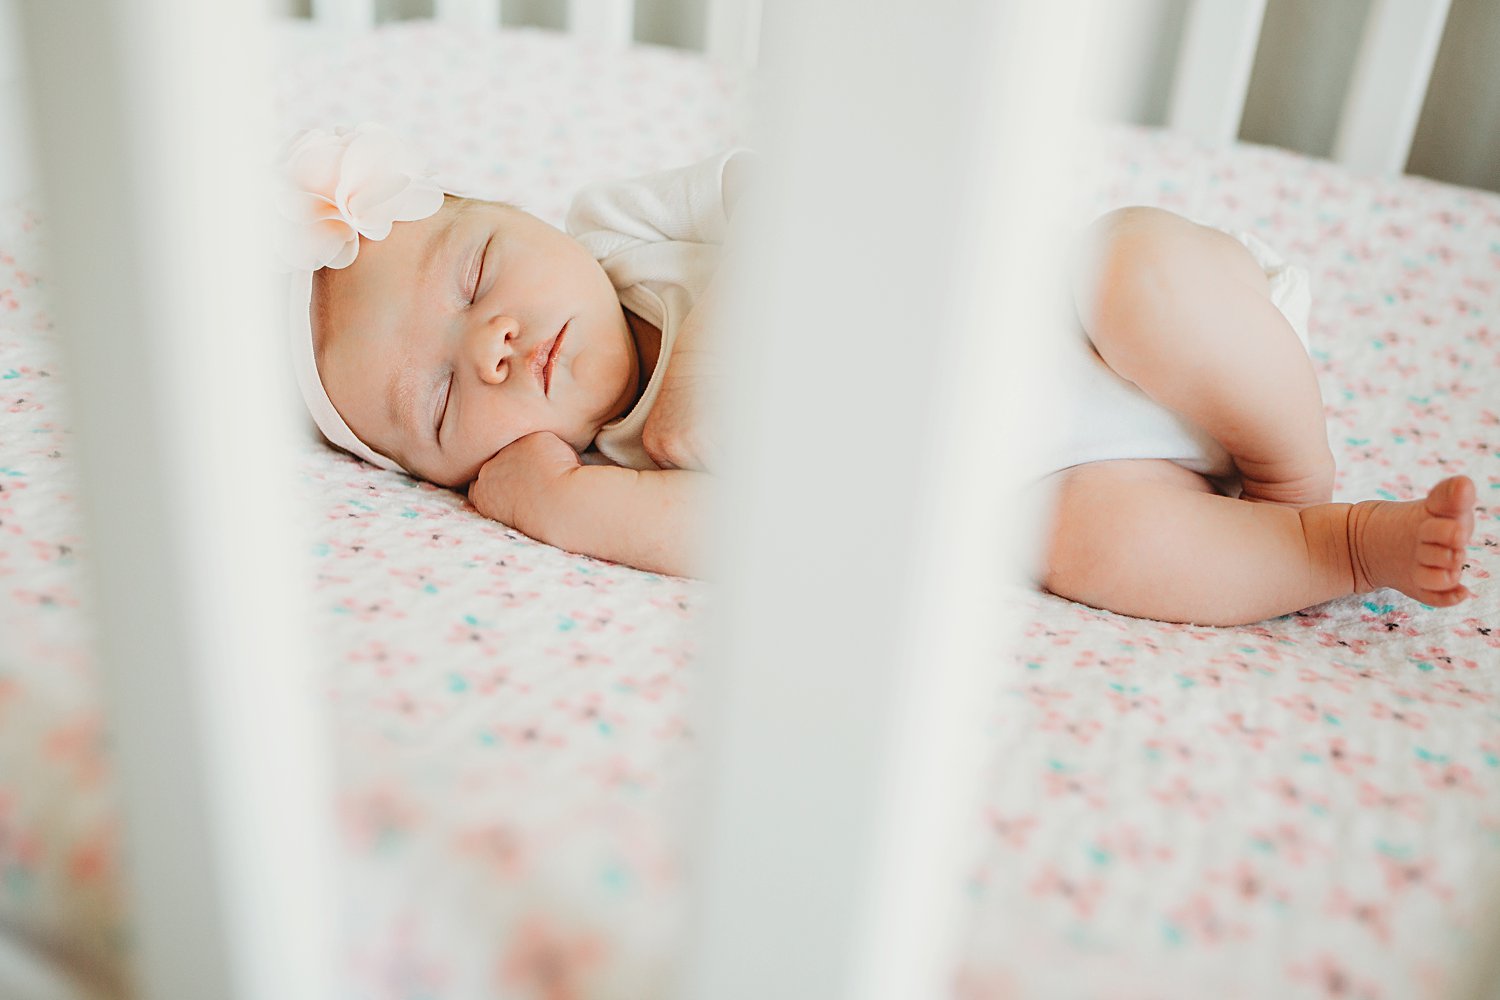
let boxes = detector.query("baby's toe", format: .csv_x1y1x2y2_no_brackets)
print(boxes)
1417,541,1458,569
1414,564,1458,592
1418,516,1466,548
1426,475,1476,521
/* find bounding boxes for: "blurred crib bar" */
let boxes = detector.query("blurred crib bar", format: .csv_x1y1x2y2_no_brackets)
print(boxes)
16,1,337,998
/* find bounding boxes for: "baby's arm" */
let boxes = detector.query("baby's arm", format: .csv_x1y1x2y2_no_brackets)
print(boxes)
469,432,710,578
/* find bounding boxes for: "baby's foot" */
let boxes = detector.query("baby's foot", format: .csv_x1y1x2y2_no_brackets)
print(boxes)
1237,449,1336,509
1346,476,1476,606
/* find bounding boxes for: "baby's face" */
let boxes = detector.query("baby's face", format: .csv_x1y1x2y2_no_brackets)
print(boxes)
315,198,638,487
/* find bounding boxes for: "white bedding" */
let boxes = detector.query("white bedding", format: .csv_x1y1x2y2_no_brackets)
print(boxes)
0,19,1497,1000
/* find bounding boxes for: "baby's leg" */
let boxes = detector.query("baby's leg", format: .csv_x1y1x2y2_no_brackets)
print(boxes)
1038,460,1475,627
1070,206,1334,507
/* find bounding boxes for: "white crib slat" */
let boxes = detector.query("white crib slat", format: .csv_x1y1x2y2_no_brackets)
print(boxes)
1333,0,1452,177
706,0,760,70
16,0,336,997
311,0,375,31
435,0,501,30
682,1,1081,997
1167,0,1268,145
566,0,633,47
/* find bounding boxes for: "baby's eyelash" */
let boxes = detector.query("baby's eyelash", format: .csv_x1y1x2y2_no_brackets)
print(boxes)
469,238,492,303
435,373,452,442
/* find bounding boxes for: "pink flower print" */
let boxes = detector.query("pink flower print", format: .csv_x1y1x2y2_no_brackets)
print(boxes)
1106,686,1164,723
44,713,108,789
1356,781,1426,819
495,720,568,750
587,753,653,794
1315,632,1372,656
346,639,417,680
615,671,675,702
1369,701,1426,730
1358,602,1419,636
447,617,504,655
1144,736,1199,764
451,664,514,697
1315,737,1375,775
1095,823,1174,866
1287,952,1383,1000
985,810,1039,850
953,965,1020,1000
66,819,117,888
1039,710,1103,745
1376,853,1452,901
1152,775,1224,819
453,823,528,880
1023,620,1077,645
389,564,444,594
1208,860,1286,907
1411,645,1480,672
553,692,626,737
1165,891,1247,946
1028,864,1105,920
1453,618,1500,647
333,596,407,622
371,688,445,728
565,607,616,633
477,583,543,607
1429,677,1489,706
339,786,423,852
9,585,78,610
1020,683,1072,710
1212,712,1277,751
646,593,694,618
1261,776,1330,815
1273,693,1323,724
495,911,607,1000
1325,888,1393,945
1417,759,1482,796
1041,765,1107,809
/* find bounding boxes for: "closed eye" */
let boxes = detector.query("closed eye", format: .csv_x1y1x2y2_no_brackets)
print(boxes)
435,373,452,444
469,236,492,304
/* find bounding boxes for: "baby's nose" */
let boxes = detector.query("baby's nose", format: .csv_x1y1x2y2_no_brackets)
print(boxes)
472,315,519,385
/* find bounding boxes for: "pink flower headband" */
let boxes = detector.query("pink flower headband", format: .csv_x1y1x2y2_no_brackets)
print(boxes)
277,123,447,473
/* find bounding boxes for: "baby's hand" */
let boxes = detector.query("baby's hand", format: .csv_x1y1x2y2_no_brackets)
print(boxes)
468,431,582,529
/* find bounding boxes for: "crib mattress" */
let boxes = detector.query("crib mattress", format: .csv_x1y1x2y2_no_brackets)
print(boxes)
1,20,1498,1000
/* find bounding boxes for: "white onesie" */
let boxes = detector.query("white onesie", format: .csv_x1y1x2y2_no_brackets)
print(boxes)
565,148,749,470
1037,226,1313,498
566,151,1312,495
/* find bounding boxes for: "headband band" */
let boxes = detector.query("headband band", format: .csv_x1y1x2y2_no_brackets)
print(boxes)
276,123,451,474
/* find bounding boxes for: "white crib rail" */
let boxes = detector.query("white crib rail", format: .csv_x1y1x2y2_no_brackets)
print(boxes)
434,0,503,30
1167,0,1267,147
1333,0,1454,177
1168,0,1457,177
310,0,374,32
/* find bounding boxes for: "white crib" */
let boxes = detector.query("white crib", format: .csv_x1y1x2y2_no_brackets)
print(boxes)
5,1,1498,998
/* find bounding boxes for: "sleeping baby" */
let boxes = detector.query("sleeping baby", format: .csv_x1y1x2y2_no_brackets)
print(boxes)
280,123,1478,627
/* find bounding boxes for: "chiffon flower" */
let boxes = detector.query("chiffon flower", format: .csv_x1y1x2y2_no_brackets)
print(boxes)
274,123,445,272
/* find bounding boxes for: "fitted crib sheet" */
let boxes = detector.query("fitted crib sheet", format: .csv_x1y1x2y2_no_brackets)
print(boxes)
1,19,1498,1000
